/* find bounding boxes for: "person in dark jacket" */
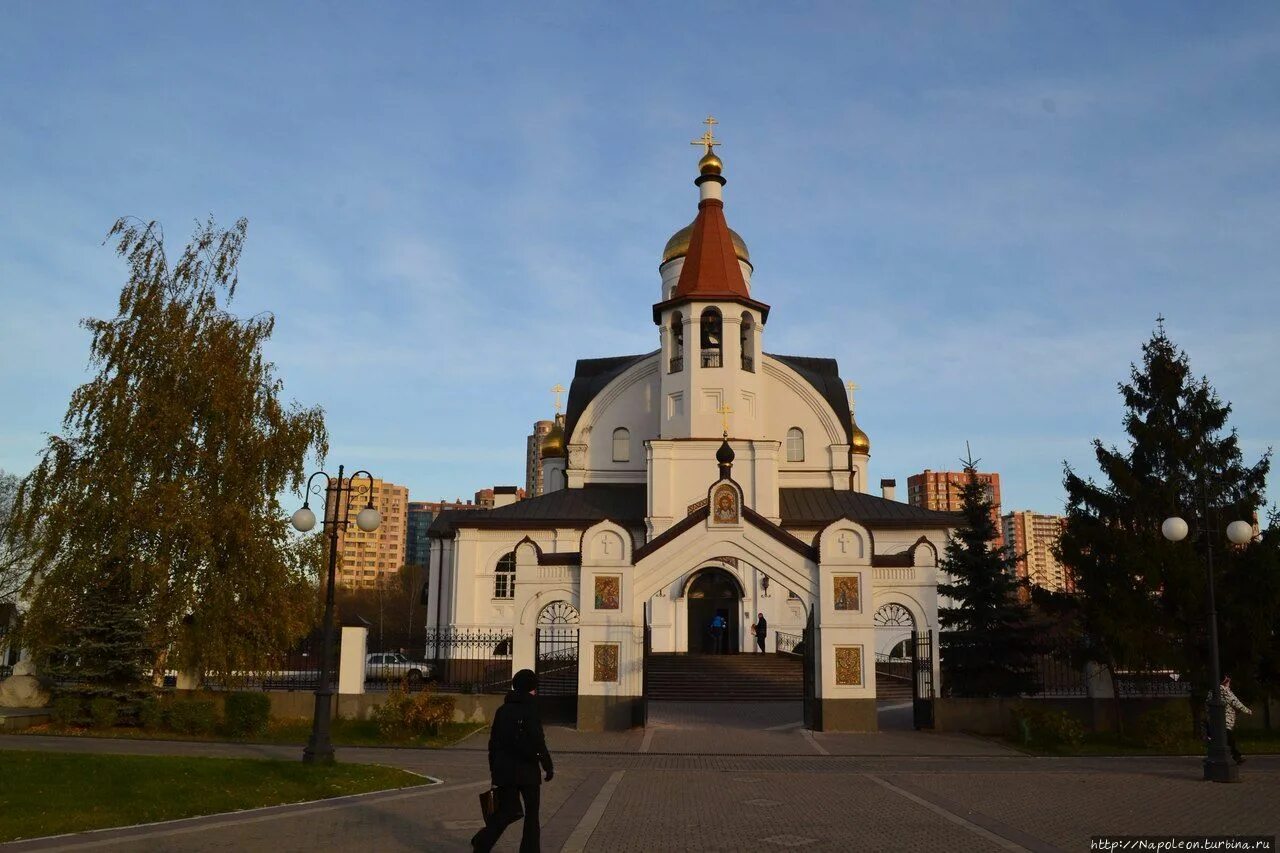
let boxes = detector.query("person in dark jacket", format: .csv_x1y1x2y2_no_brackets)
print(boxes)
471,669,554,853
752,613,768,653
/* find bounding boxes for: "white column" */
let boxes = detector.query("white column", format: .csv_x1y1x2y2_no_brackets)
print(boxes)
338,626,368,695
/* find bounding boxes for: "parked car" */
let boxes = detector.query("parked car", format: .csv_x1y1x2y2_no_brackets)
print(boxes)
365,652,433,686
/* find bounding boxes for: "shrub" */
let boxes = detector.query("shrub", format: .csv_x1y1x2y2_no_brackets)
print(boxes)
1133,701,1193,749
50,695,82,728
138,696,168,730
224,692,271,737
87,696,120,729
1011,705,1085,748
168,699,218,735
373,688,456,739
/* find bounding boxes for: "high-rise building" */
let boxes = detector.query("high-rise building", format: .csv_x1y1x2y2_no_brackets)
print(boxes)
1002,511,1072,592
334,478,409,588
526,419,554,496
907,469,1003,547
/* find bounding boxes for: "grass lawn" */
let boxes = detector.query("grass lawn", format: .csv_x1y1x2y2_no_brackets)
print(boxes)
0,750,426,842
11,717,484,749
1007,729,1280,756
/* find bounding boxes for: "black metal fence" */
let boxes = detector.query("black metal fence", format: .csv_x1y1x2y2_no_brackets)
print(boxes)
776,630,802,656
423,628,513,694
206,636,338,692
1114,669,1192,697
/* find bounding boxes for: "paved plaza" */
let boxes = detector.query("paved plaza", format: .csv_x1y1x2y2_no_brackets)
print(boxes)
3,702,1278,852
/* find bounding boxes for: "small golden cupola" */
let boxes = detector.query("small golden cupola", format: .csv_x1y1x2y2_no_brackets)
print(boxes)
847,381,870,456
540,416,566,459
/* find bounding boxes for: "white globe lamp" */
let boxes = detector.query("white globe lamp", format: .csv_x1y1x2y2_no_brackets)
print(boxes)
1226,520,1253,546
291,506,317,533
356,506,382,532
1161,516,1189,542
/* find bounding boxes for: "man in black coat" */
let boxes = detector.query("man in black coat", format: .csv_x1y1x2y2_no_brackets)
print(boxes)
471,669,554,853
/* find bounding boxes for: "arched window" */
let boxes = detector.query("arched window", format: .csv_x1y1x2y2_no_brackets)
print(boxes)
740,312,755,372
700,308,722,368
494,552,516,599
669,313,684,373
612,427,630,462
786,427,805,462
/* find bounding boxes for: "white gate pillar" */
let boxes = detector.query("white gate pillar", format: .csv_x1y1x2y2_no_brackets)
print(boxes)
338,625,368,695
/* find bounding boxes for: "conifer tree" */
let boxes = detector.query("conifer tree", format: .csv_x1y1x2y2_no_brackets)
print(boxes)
938,449,1042,697
6,217,327,689
1059,320,1276,697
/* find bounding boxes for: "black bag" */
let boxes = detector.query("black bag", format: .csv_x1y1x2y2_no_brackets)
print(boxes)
479,787,524,822
479,787,498,819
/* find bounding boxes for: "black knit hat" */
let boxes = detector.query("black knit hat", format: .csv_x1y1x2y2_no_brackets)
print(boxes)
512,668,538,694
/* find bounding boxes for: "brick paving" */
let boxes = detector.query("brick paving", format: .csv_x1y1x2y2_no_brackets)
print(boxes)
3,717,1279,852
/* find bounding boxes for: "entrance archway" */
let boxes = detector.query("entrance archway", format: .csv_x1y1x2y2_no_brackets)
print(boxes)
685,567,743,654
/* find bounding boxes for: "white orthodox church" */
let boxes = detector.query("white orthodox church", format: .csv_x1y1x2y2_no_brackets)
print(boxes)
427,124,957,730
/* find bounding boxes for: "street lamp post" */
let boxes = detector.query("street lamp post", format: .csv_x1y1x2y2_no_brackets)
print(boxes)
1160,513,1254,783
291,465,381,765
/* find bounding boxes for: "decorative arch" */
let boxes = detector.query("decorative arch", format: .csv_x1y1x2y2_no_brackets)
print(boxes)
537,600,580,624
873,602,916,628
675,563,748,600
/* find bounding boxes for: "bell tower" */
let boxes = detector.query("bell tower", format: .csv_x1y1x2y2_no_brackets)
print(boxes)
653,118,770,443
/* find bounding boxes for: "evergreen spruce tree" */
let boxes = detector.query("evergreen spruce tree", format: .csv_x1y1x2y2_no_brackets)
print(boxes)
1059,320,1276,698
938,449,1042,697
6,217,327,691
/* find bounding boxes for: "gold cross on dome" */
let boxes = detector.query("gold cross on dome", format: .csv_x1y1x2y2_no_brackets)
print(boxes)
716,402,734,436
550,384,566,413
845,380,860,413
691,115,721,154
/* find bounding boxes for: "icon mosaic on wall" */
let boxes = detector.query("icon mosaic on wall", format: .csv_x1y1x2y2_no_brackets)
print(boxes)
835,646,863,686
833,575,860,611
594,575,620,610
712,483,739,524
593,643,619,682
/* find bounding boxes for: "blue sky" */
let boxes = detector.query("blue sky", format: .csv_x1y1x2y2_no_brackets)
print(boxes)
2,2,1277,516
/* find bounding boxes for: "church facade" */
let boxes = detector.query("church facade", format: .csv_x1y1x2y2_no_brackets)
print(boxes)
426,126,957,730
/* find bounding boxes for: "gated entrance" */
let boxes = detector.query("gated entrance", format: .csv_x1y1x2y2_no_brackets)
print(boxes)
535,600,579,725
801,610,821,730
910,629,935,729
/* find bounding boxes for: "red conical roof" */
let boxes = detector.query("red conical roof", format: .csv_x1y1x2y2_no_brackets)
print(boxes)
671,198,750,300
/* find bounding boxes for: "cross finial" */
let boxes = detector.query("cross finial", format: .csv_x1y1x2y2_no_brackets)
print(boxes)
845,380,861,414
550,384,566,414
716,402,733,436
691,115,721,154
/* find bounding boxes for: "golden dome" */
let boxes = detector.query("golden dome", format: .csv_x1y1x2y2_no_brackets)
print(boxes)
540,420,566,459
851,421,871,456
698,149,723,176
662,219,751,268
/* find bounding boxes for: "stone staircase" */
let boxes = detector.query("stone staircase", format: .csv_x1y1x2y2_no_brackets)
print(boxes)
645,653,803,701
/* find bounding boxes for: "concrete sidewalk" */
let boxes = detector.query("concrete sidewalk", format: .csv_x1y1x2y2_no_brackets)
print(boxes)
3,717,1277,852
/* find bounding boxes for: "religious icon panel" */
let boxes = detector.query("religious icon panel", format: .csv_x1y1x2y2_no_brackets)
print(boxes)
835,646,863,686
593,643,619,682
594,575,621,610
833,574,860,611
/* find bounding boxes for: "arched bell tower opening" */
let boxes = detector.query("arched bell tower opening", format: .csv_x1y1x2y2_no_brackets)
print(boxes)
684,566,743,654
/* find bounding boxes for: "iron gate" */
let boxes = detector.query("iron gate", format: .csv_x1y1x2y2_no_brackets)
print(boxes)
802,611,821,730
535,601,580,725
640,620,651,727
911,629,935,729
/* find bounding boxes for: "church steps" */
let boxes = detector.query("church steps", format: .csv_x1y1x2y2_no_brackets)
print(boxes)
645,653,804,701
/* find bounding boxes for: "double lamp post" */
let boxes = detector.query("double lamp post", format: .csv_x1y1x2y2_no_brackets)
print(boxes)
290,466,381,765
1160,512,1255,783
